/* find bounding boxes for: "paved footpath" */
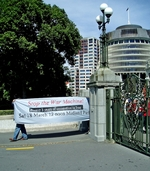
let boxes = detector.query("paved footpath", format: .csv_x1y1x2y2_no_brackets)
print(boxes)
0,128,150,171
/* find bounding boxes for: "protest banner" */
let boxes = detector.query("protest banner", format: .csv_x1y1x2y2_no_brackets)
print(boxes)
14,97,89,124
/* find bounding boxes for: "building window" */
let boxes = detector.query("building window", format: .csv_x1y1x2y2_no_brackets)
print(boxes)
124,39,129,43
141,40,145,43
130,39,134,43
119,40,123,43
136,39,140,43
89,39,93,43
121,29,137,35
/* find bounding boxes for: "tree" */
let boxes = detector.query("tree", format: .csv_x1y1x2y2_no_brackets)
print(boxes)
0,0,81,102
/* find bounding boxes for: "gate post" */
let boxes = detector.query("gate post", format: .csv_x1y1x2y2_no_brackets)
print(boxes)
87,68,121,142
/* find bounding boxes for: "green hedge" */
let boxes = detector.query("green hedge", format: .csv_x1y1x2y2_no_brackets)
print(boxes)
0,110,14,115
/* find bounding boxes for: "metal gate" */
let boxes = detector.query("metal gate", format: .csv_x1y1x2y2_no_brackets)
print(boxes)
107,74,150,156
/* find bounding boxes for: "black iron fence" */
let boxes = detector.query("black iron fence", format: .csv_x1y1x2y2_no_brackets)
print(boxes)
106,74,150,156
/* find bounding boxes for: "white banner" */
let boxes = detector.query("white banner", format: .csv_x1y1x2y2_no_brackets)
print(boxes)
14,97,89,124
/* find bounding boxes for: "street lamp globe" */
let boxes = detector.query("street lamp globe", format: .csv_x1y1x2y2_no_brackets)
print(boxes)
96,15,103,25
100,3,108,13
104,7,113,18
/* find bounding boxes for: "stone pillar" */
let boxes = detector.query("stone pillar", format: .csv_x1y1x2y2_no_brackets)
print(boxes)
78,89,89,98
87,67,121,142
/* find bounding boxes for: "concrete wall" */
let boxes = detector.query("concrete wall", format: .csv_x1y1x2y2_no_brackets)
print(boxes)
0,115,79,133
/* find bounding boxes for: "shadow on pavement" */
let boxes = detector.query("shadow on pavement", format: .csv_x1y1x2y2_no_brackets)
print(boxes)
28,130,86,139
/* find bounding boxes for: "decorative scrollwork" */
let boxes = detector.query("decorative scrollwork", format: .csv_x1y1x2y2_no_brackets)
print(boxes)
120,74,147,137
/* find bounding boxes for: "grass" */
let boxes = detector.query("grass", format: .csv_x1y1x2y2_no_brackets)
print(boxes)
0,110,14,116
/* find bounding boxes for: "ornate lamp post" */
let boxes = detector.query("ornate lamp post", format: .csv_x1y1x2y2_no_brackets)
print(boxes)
96,3,113,68
87,3,120,142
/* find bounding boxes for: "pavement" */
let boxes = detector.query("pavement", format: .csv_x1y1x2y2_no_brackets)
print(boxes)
0,128,150,171
0,116,150,171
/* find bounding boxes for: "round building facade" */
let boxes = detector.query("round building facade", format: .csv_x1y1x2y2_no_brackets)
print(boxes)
107,24,150,78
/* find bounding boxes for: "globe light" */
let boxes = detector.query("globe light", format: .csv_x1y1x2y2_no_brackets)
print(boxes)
100,3,108,12
104,7,113,18
96,15,103,25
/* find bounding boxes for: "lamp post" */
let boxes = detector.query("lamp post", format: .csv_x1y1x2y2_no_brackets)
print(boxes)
96,3,113,68
87,4,121,142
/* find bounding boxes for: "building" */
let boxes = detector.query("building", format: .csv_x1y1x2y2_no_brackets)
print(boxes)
107,24,150,79
69,24,150,95
69,37,100,96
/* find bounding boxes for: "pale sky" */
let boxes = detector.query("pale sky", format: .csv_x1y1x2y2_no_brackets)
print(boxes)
44,0,150,39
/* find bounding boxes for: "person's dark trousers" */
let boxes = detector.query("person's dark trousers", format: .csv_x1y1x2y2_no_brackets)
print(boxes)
13,124,28,140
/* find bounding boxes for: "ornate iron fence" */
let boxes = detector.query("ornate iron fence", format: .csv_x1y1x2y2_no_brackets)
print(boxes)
111,74,150,156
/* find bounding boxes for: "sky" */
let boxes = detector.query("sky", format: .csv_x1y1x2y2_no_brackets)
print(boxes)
43,0,150,39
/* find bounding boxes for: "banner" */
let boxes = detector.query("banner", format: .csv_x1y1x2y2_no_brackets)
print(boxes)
14,97,89,124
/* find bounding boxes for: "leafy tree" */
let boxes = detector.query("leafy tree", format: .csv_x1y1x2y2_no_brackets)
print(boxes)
0,0,81,103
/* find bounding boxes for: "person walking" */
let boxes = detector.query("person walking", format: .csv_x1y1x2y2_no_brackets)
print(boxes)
9,124,28,141
9,99,28,142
